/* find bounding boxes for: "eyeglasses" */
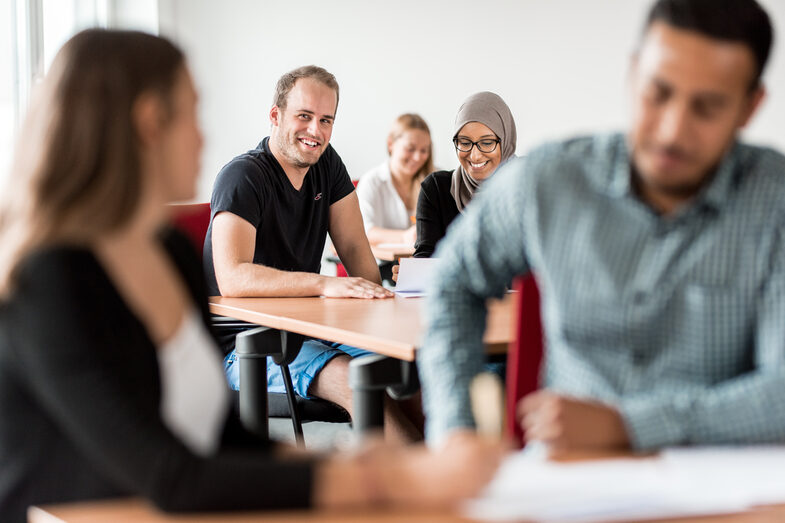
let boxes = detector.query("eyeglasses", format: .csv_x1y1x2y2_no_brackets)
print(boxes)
453,137,501,154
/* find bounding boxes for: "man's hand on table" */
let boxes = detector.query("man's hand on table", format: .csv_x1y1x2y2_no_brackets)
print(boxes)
320,275,393,299
518,390,631,452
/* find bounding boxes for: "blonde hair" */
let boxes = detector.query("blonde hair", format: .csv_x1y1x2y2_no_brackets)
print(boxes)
0,29,184,295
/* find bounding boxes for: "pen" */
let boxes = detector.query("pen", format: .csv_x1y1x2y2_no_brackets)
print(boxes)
470,371,505,439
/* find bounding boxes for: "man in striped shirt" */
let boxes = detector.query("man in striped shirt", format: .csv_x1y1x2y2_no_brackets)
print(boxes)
419,0,785,451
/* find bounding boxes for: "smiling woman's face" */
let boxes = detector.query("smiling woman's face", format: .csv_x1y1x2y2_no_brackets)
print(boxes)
389,129,431,179
455,122,502,181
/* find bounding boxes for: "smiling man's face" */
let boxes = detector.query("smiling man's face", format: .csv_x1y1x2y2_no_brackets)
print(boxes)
270,77,337,170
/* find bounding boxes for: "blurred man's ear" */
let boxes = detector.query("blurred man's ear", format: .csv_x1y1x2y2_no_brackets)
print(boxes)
739,85,766,128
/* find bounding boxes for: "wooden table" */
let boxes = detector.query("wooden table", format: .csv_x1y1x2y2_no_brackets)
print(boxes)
328,244,414,264
28,500,472,522
29,491,785,522
210,294,513,435
370,244,415,262
29,449,785,523
209,294,513,362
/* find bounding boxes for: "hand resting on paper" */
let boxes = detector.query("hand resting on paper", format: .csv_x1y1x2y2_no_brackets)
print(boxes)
315,432,509,508
518,390,631,452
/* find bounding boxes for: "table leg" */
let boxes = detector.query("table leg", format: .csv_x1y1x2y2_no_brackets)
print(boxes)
349,355,418,436
237,351,269,439
236,326,281,439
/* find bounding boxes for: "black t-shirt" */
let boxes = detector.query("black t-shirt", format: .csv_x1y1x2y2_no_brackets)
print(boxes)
414,170,460,258
204,137,355,296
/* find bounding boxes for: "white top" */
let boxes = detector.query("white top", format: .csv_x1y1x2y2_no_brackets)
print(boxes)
356,162,412,232
156,308,230,456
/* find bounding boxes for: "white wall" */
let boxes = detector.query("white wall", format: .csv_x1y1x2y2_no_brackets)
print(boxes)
159,0,785,201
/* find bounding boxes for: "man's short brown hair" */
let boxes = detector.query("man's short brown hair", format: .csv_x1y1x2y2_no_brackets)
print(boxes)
273,65,339,113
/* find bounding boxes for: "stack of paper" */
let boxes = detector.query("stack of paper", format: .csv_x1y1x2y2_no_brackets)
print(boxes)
463,445,785,522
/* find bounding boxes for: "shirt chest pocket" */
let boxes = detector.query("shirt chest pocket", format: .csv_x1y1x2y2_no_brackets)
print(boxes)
671,284,755,375
558,281,755,372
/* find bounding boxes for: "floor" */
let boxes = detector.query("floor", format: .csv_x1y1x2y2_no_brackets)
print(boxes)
268,418,354,450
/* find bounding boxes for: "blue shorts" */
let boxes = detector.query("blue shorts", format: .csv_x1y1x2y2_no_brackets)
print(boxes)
223,339,373,398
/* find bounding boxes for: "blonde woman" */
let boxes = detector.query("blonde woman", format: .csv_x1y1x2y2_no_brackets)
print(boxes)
357,114,433,247
0,30,503,522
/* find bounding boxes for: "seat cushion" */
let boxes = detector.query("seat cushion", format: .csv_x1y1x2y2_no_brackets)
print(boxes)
267,393,350,423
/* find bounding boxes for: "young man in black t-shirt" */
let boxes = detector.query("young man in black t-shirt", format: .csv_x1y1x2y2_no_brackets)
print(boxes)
204,66,421,442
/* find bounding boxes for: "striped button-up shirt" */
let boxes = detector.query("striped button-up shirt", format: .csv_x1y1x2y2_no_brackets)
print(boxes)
419,133,785,450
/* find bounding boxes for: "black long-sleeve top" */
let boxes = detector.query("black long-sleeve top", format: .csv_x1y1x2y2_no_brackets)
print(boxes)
414,170,460,258
0,228,314,523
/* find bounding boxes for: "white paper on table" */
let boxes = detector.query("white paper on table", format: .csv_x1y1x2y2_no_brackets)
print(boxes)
462,445,785,523
394,257,438,297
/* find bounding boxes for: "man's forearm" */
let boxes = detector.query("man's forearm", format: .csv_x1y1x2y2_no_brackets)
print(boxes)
216,262,326,297
619,370,785,450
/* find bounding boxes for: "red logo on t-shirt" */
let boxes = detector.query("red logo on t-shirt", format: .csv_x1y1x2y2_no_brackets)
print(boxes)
314,193,322,201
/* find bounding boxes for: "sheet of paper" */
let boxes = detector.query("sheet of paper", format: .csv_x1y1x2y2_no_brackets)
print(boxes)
394,257,438,297
463,445,785,522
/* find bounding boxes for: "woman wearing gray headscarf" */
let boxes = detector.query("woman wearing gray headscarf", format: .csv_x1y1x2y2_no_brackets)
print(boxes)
413,91,517,258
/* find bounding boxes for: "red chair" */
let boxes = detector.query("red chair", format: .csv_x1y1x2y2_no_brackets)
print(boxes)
168,202,211,253
505,274,544,447
335,263,349,278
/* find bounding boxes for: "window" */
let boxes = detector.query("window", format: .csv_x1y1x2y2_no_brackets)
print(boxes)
1,0,160,192
0,3,15,188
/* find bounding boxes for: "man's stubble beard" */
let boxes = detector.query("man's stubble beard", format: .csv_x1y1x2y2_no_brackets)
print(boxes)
275,131,319,170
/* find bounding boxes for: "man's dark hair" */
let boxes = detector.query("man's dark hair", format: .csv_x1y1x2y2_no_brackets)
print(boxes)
645,0,774,89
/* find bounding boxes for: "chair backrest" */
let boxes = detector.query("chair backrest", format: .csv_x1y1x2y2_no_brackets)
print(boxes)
335,263,349,277
505,274,544,447
169,202,211,252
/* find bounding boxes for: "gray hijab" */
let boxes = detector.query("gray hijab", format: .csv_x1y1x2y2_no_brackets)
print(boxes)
450,91,517,213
